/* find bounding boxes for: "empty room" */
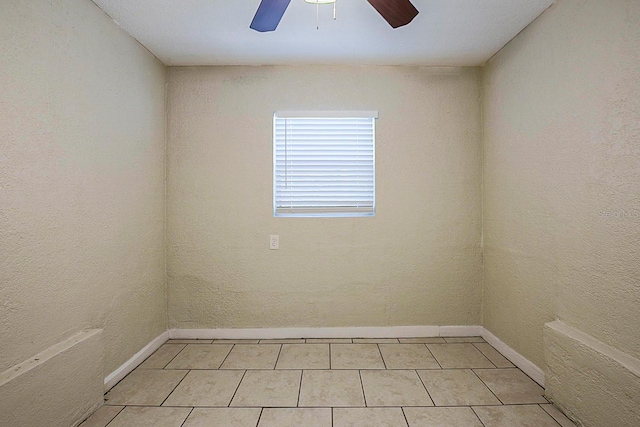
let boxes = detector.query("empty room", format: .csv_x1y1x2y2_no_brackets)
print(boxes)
1,0,638,426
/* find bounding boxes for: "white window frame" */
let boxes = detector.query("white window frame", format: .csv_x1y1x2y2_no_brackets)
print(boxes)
273,111,378,218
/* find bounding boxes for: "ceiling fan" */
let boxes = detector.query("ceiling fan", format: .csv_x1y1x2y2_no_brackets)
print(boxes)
250,0,419,32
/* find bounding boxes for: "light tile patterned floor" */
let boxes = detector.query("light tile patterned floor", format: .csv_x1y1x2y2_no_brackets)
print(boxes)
81,337,577,427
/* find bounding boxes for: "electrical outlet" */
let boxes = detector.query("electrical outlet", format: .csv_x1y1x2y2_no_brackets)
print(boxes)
269,235,279,250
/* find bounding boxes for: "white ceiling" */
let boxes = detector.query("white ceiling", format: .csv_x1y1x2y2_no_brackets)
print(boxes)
91,0,554,66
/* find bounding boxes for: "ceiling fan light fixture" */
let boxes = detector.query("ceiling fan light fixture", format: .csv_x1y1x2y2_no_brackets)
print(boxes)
250,0,418,33
305,0,337,29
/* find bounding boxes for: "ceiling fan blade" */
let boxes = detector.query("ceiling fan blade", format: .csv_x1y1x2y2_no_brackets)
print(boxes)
366,0,419,28
250,0,292,32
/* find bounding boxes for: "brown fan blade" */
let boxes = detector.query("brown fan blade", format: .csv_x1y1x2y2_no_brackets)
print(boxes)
366,0,419,28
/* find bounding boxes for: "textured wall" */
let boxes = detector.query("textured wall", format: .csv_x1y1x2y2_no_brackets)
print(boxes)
544,322,640,427
483,0,640,375
0,330,104,427
167,66,483,330
0,0,167,376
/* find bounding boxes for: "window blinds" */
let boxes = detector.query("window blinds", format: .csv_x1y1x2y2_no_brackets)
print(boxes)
274,112,377,217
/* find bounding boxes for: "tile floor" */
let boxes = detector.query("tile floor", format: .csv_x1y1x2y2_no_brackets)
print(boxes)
81,337,577,427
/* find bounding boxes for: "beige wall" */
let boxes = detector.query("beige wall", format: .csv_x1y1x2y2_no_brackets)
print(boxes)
0,0,167,377
544,321,640,426
483,0,639,377
0,330,104,427
167,66,483,330
5,0,638,423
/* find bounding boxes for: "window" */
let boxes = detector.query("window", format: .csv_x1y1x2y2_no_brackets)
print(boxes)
274,111,377,217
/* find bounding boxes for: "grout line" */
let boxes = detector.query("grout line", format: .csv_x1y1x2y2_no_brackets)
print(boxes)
119,403,537,409
133,366,518,372
162,344,188,369
472,342,515,367
216,345,234,369
400,406,410,427
538,404,568,427
329,344,332,369
227,370,248,407
472,344,497,368
424,344,443,369
255,407,264,427
436,342,485,345
414,369,436,406
522,369,546,389
358,370,368,407
102,405,126,427
443,338,486,344
273,344,284,369
218,344,235,369
201,367,484,371
144,403,551,409
471,369,504,405
472,341,484,352
177,407,194,427
376,344,387,369
331,407,334,427
159,370,190,407
507,364,546,391
471,406,489,427
296,370,303,407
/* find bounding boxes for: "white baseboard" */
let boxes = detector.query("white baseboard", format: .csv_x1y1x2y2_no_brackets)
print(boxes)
168,325,490,340
120,326,544,389
439,325,484,337
104,331,169,391
482,328,545,387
